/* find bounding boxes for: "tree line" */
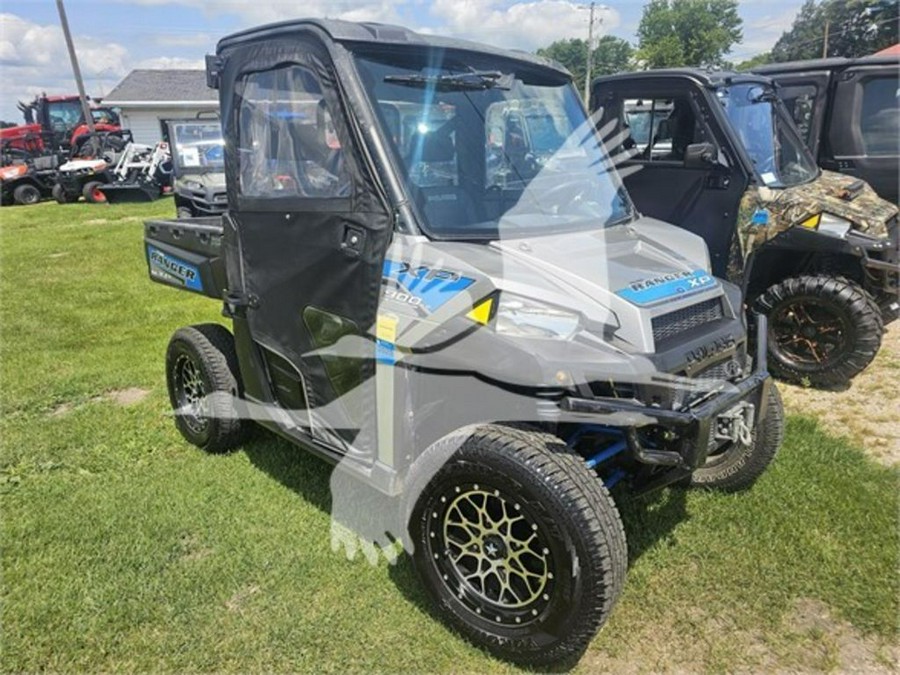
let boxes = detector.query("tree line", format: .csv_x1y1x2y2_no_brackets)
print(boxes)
537,0,898,88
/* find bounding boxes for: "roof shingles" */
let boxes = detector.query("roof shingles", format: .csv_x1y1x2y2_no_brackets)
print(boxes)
104,69,216,103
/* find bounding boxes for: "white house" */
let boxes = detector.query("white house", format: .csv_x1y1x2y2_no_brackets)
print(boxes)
103,70,218,145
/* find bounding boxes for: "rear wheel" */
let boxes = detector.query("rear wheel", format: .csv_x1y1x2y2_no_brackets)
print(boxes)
52,184,71,204
687,385,784,492
13,183,41,205
82,181,107,204
165,324,245,453
409,425,626,667
754,275,883,387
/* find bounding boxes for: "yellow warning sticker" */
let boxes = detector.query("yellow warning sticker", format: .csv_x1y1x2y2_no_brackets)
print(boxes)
376,314,398,343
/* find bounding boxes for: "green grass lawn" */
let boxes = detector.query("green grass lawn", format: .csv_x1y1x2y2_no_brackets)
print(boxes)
1,200,898,672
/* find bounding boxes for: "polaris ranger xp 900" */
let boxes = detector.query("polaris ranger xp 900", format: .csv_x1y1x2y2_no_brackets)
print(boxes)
145,19,782,667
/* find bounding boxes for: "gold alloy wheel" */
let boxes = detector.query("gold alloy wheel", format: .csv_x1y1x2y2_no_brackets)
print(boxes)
437,486,552,616
175,355,208,434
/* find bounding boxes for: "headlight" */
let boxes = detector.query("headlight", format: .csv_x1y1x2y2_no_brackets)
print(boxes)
798,212,852,238
494,293,581,340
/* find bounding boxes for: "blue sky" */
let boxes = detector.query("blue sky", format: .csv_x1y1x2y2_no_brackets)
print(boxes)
0,0,805,122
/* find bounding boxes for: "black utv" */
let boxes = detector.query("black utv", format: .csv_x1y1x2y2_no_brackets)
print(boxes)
592,70,899,388
754,54,899,204
144,19,783,666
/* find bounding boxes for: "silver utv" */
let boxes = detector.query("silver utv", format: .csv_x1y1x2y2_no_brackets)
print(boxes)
144,19,782,668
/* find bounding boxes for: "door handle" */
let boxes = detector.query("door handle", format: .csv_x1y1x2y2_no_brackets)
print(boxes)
341,225,365,258
705,174,731,190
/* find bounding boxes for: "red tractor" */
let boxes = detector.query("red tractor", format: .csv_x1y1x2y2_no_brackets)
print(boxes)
0,94,120,158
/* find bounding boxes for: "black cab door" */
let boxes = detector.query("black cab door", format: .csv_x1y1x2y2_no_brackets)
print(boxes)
827,65,899,203
766,72,830,157
218,39,392,456
592,77,750,278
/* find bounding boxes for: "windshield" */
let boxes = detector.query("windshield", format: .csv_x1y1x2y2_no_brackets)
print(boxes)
47,100,83,133
354,50,633,239
169,120,224,173
717,83,818,188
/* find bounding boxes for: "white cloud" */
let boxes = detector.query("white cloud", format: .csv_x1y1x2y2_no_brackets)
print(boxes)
729,1,805,61
0,13,131,121
114,0,402,25
0,13,213,122
136,56,206,69
429,0,620,52
152,32,214,48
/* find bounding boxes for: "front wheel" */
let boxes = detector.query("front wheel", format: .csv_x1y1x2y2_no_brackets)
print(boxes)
754,275,883,387
687,385,784,492
82,180,107,204
165,324,246,453
409,425,626,667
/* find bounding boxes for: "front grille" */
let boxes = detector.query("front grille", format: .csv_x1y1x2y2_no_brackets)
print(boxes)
694,355,744,382
652,298,723,344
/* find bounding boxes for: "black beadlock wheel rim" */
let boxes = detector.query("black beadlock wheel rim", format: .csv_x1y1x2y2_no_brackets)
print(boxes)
424,482,557,626
769,297,853,370
173,353,208,434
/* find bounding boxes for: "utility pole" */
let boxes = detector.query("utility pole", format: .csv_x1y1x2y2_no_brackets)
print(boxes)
55,0,96,138
580,3,609,103
584,2,596,102
822,19,830,58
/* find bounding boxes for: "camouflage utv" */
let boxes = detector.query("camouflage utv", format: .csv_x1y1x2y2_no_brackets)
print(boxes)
593,70,899,388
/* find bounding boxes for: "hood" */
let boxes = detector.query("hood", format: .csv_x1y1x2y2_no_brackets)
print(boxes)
176,172,226,189
0,164,27,181
60,159,107,172
768,170,898,238
410,217,727,352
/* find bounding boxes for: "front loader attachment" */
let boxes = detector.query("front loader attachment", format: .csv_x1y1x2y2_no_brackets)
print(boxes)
98,182,161,203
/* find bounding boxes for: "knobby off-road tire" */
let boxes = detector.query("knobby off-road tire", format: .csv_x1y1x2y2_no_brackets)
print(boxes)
165,323,245,453
13,183,40,205
409,424,627,667
688,384,784,492
754,275,883,387
176,206,194,219
82,181,106,204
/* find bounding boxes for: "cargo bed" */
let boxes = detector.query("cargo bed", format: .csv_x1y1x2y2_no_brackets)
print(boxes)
144,216,226,298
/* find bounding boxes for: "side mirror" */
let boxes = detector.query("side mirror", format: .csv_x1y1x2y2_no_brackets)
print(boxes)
684,142,717,169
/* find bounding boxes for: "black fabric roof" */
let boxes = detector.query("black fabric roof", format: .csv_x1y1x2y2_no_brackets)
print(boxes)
593,68,771,89
215,18,569,77
104,69,217,103
753,54,899,75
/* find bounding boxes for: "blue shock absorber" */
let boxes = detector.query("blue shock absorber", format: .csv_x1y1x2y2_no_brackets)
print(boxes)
567,425,629,468
604,469,626,489
585,439,627,469
566,425,630,488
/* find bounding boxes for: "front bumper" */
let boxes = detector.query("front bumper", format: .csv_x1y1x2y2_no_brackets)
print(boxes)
559,315,771,474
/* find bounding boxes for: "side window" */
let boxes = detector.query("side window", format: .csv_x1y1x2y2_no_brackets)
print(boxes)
237,65,350,198
780,85,818,147
620,95,703,162
860,75,899,157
